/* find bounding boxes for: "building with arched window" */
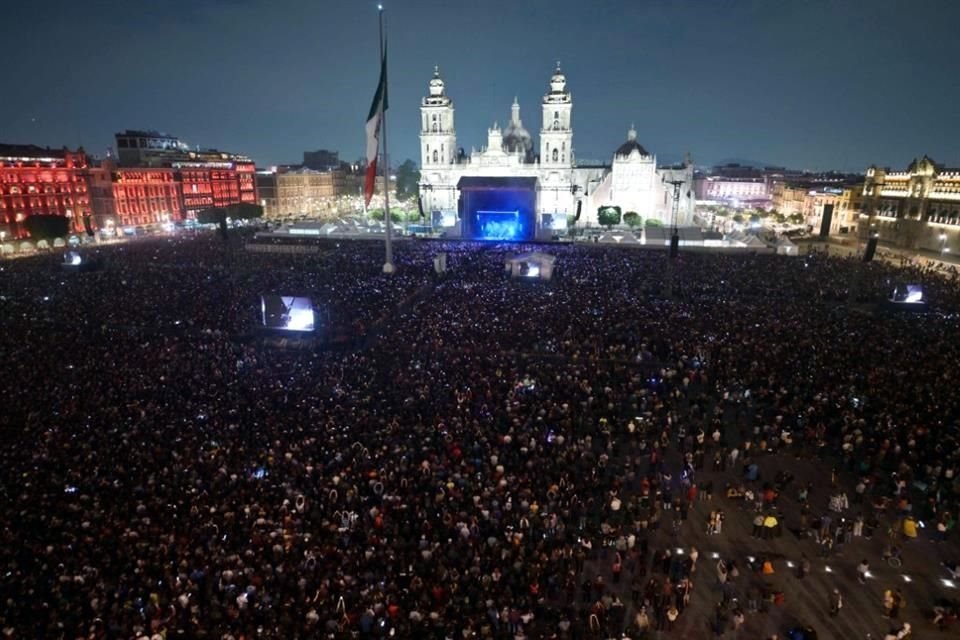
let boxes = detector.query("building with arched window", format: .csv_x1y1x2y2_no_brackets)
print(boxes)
0,145,90,238
858,156,960,253
418,63,694,231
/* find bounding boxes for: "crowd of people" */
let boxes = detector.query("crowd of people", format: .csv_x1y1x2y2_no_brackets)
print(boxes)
0,232,958,639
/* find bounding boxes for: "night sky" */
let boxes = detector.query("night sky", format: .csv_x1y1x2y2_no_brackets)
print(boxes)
4,0,958,171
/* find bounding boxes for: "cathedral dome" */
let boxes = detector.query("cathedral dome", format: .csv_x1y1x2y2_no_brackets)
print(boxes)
614,125,649,158
502,127,533,159
502,97,534,162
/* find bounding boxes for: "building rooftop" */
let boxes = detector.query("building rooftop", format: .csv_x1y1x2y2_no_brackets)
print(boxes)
0,143,76,159
457,176,538,189
282,166,328,175
116,129,180,139
614,126,649,158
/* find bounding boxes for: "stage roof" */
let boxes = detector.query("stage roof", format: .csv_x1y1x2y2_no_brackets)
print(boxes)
456,176,538,190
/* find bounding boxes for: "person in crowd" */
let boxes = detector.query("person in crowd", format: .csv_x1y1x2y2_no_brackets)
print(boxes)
1,234,958,638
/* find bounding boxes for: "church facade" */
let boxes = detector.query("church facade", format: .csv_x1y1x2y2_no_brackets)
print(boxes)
418,64,695,230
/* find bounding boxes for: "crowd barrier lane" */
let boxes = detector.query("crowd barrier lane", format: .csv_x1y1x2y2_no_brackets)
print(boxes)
244,243,321,254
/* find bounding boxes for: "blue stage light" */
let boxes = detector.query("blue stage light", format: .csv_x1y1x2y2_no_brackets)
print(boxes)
461,181,535,241
477,211,523,240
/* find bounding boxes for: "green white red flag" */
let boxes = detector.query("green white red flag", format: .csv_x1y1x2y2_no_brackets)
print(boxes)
364,48,388,206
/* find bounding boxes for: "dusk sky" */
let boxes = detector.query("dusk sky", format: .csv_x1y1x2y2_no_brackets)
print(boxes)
4,0,958,171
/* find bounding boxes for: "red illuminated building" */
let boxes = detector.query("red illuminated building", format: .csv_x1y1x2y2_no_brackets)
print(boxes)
88,131,257,228
176,161,257,217
0,144,91,238
88,163,183,228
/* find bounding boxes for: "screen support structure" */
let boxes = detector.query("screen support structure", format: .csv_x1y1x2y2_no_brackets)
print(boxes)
664,179,685,299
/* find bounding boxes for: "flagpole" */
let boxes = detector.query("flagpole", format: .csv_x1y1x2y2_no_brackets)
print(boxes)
378,5,395,274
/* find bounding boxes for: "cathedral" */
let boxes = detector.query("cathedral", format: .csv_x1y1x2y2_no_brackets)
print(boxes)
418,63,695,232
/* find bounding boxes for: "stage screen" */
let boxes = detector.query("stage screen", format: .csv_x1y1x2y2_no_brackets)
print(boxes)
433,210,457,228
459,177,536,241
542,213,568,231
892,284,924,304
519,261,540,277
260,295,316,332
476,210,523,240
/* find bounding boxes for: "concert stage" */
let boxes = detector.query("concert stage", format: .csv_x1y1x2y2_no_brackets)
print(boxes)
457,176,537,241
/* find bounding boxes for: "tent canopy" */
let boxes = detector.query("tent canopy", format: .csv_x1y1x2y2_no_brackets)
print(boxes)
598,232,640,244
506,251,556,266
776,235,799,255
505,252,556,281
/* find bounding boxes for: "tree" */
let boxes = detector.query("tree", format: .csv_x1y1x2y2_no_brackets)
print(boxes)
225,203,264,220
368,209,402,224
732,213,745,223
24,214,70,240
196,207,226,225
623,211,641,227
644,218,663,227
597,206,622,228
395,159,420,201
788,213,805,225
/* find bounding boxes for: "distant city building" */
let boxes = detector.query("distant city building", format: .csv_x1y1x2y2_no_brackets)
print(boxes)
709,163,767,180
115,130,191,167
859,155,960,252
114,130,252,168
256,170,279,218
256,160,382,220
88,131,257,227
302,149,340,171
695,175,771,209
417,64,695,228
694,164,861,212
765,169,861,231
276,166,345,217
770,182,816,217
834,187,864,235
0,144,90,238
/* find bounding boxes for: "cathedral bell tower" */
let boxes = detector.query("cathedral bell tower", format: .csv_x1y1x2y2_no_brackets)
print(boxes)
540,61,573,168
420,66,457,167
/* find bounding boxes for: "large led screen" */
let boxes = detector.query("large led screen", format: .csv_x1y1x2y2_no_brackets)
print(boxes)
460,179,536,241
260,295,316,332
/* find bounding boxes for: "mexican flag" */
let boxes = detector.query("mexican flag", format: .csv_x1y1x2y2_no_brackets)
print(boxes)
364,49,388,207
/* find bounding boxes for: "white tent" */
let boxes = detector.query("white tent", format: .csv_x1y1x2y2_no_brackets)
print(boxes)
505,252,556,281
776,236,799,256
742,235,769,249
598,232,640,244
